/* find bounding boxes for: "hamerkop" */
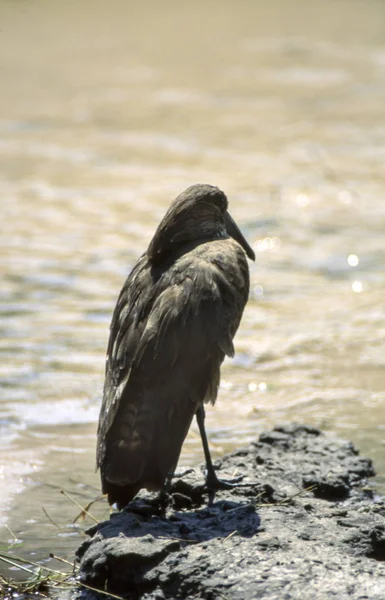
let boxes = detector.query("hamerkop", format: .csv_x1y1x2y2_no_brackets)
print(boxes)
97,184,255,509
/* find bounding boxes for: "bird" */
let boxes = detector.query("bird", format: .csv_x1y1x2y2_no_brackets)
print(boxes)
96,183,255,509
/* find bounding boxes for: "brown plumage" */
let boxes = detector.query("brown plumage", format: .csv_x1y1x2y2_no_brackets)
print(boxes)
96,184,255,508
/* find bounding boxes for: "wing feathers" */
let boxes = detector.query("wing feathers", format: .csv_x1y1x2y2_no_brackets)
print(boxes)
97,238,249,497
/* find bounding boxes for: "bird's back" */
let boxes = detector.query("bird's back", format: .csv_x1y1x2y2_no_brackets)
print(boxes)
97,236,249,508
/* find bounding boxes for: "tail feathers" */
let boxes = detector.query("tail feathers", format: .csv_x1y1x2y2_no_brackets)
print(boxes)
99,388,199,507
101,398,155,485
101,443,166,509
102,479,141,510
103,441,147,485
100,416,192,508
101,426,166,508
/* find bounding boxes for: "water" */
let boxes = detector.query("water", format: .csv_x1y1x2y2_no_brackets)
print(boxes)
1,0,385,580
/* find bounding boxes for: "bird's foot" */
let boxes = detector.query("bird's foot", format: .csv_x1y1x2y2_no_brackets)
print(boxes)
206,472,244,490
204,469,257,505
172,467,196,479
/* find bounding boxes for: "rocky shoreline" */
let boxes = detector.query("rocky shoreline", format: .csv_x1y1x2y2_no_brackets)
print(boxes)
75,424,385,599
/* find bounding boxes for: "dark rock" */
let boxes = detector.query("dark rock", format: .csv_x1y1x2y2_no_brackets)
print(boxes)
75,424,385,600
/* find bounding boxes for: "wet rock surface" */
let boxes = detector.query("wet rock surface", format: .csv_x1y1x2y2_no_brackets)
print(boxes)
75,425,385,599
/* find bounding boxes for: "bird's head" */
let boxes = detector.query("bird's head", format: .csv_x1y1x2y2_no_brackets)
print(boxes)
148,184,255,265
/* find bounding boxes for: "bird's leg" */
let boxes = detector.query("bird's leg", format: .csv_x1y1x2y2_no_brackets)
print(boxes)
196,405,244,504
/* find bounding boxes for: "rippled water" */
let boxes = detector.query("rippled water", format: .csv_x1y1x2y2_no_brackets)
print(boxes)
1,0,385,579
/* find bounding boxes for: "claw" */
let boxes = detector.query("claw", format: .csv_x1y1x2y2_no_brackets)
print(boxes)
205,470,256,504
206,471,244,490
204,470,260,504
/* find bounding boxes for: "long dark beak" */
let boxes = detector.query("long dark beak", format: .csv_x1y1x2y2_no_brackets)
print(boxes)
225,212,255,261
